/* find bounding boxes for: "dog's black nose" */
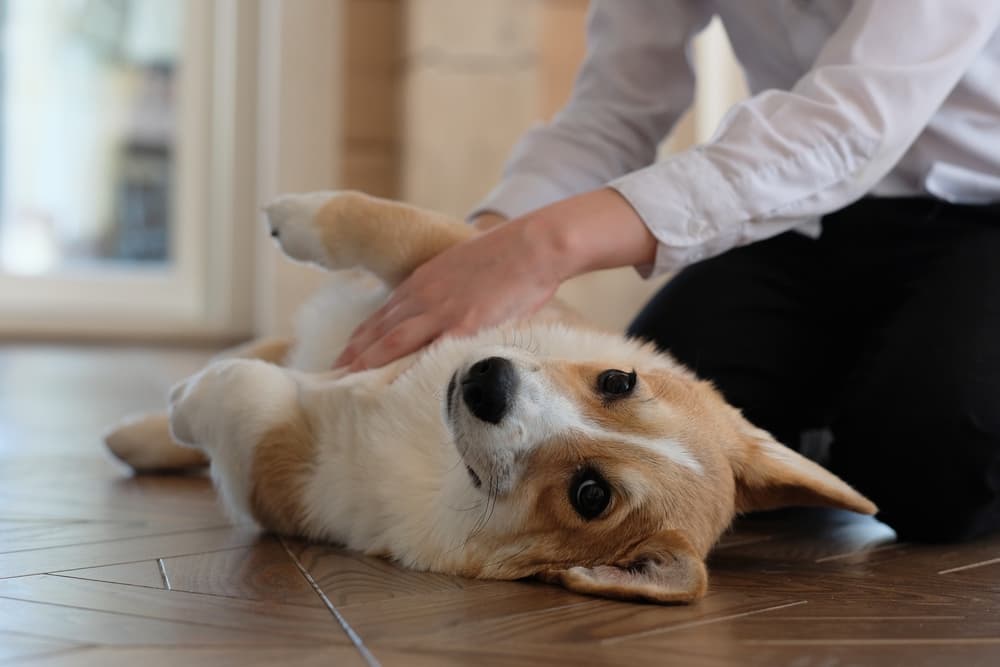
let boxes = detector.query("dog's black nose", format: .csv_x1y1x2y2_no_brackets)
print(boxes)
461,356,517,424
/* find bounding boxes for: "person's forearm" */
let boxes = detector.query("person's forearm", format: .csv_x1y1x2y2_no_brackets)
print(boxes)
516,188,657,282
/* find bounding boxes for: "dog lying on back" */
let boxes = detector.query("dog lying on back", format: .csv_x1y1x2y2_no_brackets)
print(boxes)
106,192,876,603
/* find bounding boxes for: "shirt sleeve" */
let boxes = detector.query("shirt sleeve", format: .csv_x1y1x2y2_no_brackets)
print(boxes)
611,0,1000,277
470,0,714,221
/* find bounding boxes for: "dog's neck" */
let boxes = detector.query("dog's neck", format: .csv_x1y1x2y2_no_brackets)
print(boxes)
292,337,503,573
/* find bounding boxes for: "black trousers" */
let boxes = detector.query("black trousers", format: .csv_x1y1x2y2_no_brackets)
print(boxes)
628,197,1000,543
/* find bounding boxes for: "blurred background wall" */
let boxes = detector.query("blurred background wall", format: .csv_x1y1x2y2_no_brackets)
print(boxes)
0,0,746,342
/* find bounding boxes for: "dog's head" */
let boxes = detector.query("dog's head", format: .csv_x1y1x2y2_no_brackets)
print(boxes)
442,337,876,603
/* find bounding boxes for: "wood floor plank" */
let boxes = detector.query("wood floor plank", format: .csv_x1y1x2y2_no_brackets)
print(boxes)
367,640,780,667
57,560,166,589
713,509,897,565
359,587,798,649
12,646,370,667
0,475,229,531
708,562,997,610
335,581,597,643
156,538,319,605
0,516,230,557
619,609,1000,649
287,539,489,607
367,619,1000,667
0,597,311,647
0,575,348,644
6,343,1000,666
628,641,1000,667
0,525,260,579
0,631,84,664
936,559,1000,597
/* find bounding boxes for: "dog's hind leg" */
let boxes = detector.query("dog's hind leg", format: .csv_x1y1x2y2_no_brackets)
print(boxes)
167,358,315,534
265,191,474,287
105,336,295,473
105,412,208,472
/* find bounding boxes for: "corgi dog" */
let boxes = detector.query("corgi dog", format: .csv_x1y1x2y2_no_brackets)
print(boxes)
106,192,876,604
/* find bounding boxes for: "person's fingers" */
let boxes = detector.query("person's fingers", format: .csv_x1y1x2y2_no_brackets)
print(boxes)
347,315,440,372
333,295,412,368
334,317,384,368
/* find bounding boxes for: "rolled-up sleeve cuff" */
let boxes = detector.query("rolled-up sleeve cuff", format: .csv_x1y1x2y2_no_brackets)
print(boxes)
609,148,745,278
467,173,574,222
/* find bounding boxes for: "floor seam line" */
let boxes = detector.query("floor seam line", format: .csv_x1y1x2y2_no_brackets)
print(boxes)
0,645,96,667
600,600,809,646
0,542,264,580
0,523,244,556
280,537,382,667
0,594,343,644
156,559,172,591
938,556,1000,575
48,573,322,608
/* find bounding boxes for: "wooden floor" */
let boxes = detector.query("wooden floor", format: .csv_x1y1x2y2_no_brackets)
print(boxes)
2,343,999,666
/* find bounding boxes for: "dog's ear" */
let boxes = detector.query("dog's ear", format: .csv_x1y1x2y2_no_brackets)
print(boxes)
732,425,877,515
538,531,707,604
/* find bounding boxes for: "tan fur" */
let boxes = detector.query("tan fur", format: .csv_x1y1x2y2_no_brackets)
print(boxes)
547,362,700,438
462,428,725,576
539,531,707,603
314,192,474,287
105,413,209,471
248,416,316,535
306,191,588,327
730,424,879,515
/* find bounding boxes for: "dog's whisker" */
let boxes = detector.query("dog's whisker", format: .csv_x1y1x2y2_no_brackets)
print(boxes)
479,543,530,571
466,473,499,542
447,500,487,512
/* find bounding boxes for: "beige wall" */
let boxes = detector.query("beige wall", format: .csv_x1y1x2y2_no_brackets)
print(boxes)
341,0,402,198
259,2,747,336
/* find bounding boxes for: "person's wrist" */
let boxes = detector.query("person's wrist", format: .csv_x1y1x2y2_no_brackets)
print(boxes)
515,209,582,285
471,211,507,232
520,188,652,279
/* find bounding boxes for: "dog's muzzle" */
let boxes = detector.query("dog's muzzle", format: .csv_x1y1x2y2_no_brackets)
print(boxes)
460,356,518,424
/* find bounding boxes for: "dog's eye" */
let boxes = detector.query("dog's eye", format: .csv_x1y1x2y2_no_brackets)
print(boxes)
597,369,636,397
570,470,611,520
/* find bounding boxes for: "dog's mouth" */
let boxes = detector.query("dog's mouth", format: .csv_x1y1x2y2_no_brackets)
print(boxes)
447,371,482,489
446,371,458,419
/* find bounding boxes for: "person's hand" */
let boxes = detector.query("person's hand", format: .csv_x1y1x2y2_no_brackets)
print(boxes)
471,211,507,232
333,188,656,371
332,215,561,371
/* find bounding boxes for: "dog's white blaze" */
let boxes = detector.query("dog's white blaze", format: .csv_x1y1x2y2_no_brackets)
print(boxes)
565,418,704,475
581,422,703,474
522,381,704,475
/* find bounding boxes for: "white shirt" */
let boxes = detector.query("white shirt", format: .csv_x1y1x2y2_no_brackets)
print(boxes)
473,1,1000,277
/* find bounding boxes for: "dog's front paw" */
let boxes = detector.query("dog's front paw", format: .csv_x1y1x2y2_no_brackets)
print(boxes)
264,191,339,266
